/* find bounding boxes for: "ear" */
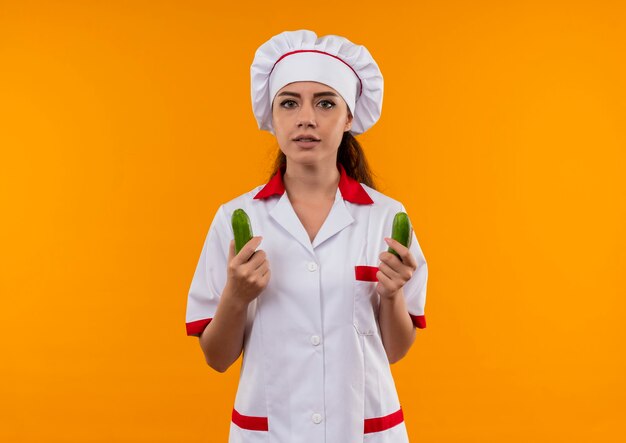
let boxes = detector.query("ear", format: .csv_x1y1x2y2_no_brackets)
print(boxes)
345,111,353,131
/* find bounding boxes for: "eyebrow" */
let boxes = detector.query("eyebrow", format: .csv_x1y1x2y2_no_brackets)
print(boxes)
276,91,340,99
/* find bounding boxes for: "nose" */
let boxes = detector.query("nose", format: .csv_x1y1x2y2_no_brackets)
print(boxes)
297,101,316,128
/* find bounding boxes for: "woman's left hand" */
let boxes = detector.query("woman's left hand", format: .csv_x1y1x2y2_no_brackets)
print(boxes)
376,237,418,300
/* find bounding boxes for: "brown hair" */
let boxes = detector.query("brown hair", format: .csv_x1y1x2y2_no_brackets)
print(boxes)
266,131,379,190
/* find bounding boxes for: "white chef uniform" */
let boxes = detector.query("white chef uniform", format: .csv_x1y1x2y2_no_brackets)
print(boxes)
185,161,428,442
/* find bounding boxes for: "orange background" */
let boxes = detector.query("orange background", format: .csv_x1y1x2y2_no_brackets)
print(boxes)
1,1,625,442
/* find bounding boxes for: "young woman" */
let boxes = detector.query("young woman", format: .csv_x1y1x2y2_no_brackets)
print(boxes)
186,29,428,443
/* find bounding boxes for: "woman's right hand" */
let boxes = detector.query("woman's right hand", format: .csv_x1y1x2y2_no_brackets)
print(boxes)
224,236,270,307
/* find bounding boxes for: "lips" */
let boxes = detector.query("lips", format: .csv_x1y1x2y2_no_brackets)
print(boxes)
293,138,321,148
292,134,321,142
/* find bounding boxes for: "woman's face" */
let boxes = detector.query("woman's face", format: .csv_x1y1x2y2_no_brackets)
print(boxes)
271,81,353,165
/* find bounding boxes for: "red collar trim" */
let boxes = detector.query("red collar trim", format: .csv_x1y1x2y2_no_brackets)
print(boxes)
253,163,374,205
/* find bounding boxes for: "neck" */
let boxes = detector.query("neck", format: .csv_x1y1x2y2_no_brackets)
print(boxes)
283,161,340,202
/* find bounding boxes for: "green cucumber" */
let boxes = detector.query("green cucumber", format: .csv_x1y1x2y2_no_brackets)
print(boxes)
231,208,253,255
388,211,412,259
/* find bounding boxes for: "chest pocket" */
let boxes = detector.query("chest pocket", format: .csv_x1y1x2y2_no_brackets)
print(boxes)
353,265,379,335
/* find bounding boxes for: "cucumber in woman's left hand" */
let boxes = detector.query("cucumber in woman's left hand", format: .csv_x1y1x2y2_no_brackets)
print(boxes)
388,211,412,259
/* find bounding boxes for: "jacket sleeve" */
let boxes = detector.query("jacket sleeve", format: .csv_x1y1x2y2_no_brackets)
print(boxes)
399,203,428,329
185,204,231,337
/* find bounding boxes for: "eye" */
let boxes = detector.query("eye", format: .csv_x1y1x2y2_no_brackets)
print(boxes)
280,99,297,108
319,100,335,109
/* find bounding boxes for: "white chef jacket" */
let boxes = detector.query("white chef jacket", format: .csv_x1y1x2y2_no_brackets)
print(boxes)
186,162,428,443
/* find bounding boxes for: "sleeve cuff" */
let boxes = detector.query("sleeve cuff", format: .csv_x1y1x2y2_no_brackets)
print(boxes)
186,318,212,337
409,314,427,329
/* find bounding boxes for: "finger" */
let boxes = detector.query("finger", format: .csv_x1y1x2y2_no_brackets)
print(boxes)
248,258,267,273
376,268,390,284
385,237,417,269
384,237,408,257
378,261,401,281
380,250,415,280
245,248,266,267
263,265,271,277
376,268,396,293
260,267,271,284
381,258,413,283
235,236,263,264
379,249,404,272
250,253,268,272
255,261,269,276
376,270,402,293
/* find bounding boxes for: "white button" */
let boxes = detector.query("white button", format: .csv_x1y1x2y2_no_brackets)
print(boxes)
312,413,323,424
310,335,321,346
307,262,318,272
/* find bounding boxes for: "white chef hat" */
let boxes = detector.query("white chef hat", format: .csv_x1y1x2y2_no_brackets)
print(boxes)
250,29,384,135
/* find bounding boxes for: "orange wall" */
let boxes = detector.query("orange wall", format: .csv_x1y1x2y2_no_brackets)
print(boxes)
1,1,624,441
